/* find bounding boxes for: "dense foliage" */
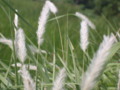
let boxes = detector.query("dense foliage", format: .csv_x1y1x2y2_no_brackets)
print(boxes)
52,0,120,16
0,0,120,89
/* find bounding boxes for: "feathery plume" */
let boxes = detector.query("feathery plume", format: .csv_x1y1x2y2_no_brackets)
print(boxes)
15,28,27,63
0,35,46,54
80,34,116,90
14,9,18,28
28,45,47,54
12,63,37,70
0,33,13,49
36,1,58,46
52,68,66,90
80,20,89,52
36,1,50,46
0,38,13,49
75,12,96,29
46,1,58,14
19,65,36,90
14,9,18,34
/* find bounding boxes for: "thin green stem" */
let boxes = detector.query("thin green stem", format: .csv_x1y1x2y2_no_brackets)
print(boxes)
7,4,19,89
52,19,56,82
55,14,64,60
52,48,56,82
36,44,40,90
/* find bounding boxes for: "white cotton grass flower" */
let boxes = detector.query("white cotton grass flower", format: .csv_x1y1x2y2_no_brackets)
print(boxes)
12,63,37,70
0,33,13,49
15,28,27,63
75,12,96,30
28,45,47,54
36,0,58,46
117,70,120,90
19,65,36,90
80,34,116,90
46,1,58,14
0,38,13,49
52,68,66,90
36,1,50,46
0,34,46,54
12,63,49,73
80,20,89,52
14,9,18,34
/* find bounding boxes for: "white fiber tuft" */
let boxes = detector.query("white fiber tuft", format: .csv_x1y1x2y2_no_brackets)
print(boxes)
19,65,36,90
36,0,58,46
80,34,116,90
0,35,45,54
75,12,96,29
14,9,19,34
36,1,50,46
14,9,18,28
80,20,89,52
12,63,37,70
52,68,66,90
15,28,27,63
0,38,13,49
46,1,58,14
28,45,47,54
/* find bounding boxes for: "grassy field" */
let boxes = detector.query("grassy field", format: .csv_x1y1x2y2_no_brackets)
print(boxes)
0,0,120,90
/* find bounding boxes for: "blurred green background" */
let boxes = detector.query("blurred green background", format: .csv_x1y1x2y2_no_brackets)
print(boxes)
0,0,120,89
0,0,120,59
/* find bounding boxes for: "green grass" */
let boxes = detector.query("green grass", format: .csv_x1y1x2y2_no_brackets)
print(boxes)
0,0,120,90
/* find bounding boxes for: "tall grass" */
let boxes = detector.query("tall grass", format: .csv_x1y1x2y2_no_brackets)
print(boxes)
0,0,120,90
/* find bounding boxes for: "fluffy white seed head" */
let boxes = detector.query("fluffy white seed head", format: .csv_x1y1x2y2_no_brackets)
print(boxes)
75,12,96,29
19,65,36,90
80,20,89,52
52,68,66,90
14,9,18,28
14,9,18,34
0,35,45,55
28,45,47,54
15,28,27,63
36,1,50,46
81,34,116,90
36,1,58,46
0,33,13,49
46,1,58,14
12,63,37,70
0,38,13,49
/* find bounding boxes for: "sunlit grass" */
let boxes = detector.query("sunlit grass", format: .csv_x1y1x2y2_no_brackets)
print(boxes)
0,0,120,90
